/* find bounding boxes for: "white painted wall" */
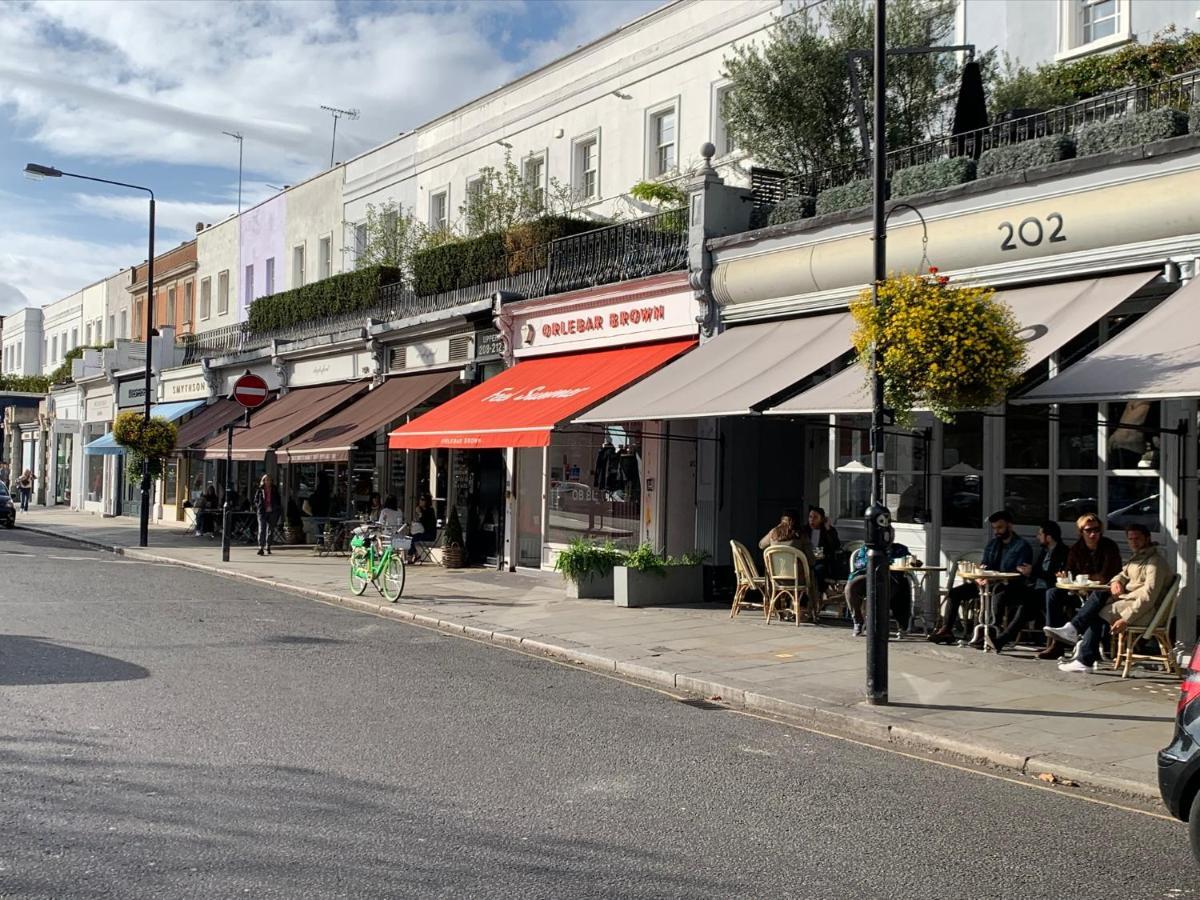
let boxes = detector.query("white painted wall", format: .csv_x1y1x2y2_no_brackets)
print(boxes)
194,215,239,332
104,268,133,342
80,280,106,348
283,166,345,289
0,307,43,376
41,289,84,376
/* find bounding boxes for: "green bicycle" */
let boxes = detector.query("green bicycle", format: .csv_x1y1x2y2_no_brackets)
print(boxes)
349,524,407,602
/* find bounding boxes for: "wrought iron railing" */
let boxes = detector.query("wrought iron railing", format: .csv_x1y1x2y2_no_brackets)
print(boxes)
751,68,1200,209
180,206,689,364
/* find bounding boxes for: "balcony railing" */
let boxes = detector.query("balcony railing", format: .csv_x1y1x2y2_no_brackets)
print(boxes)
180,206,689,364
751,68,1200,210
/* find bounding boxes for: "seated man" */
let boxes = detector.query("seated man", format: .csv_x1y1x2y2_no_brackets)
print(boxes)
928,509,1032,645
1045,523,1171,673
1037,513,1123,659
992,519,1069,652
844,542,914,637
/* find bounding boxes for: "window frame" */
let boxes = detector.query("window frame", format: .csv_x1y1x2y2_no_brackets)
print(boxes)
428,185,450,231
1056,0,1132,60
644,98,680,179
710,80,737,158
319,235,333,280
244,264,254,306
292,243,306,288
166,286,176,327
264,257,275,295
217,270,230,316
571,129,602,203
522,152,547,212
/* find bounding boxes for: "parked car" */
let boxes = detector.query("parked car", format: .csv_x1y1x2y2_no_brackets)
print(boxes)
0,483,15,528
1158,641,1200,867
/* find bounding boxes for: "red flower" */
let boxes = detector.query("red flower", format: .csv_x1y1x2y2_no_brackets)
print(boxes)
928,266,939,274
937,276,950,285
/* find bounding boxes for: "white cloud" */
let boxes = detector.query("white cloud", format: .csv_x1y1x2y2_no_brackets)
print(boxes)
0,227,142,309
71,192,237,240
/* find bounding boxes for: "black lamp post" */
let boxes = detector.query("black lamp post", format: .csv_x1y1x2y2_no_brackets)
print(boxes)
24,163,156,548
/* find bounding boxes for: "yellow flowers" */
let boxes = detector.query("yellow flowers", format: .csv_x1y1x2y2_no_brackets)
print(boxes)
850,271,1026,425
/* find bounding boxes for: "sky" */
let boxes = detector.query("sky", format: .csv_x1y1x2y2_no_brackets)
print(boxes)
0,0,663,314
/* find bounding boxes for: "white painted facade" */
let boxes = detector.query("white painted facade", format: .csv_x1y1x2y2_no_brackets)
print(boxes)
1,307,42,376
41,289,84,376
283,166,345,291
194,216,239,332
104,268,133,343
80,279,106,349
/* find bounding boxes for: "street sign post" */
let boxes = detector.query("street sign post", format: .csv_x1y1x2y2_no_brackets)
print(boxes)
222,372,269,562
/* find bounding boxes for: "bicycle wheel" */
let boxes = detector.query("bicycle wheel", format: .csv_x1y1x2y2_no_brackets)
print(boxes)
349,548,370,595
379,552,406,603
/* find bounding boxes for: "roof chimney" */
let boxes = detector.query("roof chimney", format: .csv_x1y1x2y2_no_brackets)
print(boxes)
195,221,205,233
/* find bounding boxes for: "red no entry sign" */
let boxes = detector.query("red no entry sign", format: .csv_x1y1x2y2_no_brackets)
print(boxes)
232,372,269,410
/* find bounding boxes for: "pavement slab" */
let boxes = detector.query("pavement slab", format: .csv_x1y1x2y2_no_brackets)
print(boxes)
12,506,1185,800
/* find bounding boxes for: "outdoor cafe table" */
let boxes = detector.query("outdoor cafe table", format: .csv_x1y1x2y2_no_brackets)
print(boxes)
963,570,1022,652
1055,579,1112,595
889,564,946,634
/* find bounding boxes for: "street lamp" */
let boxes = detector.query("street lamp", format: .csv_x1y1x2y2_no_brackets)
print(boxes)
24,162,157,548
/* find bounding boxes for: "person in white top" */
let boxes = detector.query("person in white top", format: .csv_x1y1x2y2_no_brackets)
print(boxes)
377,494,404,531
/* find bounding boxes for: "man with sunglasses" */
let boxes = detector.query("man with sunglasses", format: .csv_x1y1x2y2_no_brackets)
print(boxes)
1045,523,1171,673
1037,514,1123,660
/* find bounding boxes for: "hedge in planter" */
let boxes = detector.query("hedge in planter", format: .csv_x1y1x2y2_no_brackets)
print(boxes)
765,195,816,226
977,135,1075,178
247,265,401,333
815,178,873,216
1076,108,1189,157
890,158,976,198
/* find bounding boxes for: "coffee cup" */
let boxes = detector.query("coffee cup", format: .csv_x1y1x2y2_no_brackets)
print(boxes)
1075,574,1089,585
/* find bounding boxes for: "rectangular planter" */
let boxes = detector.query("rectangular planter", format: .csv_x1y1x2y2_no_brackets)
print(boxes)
614,564,703,608
565,570,614,599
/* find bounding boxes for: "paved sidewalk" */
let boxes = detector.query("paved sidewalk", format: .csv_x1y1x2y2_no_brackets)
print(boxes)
11,506,1182,800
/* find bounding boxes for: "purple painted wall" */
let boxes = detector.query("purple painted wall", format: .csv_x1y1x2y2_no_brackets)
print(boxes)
237,193,286,322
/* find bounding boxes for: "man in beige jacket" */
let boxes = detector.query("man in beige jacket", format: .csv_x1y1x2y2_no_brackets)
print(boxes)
1045,523,1172,673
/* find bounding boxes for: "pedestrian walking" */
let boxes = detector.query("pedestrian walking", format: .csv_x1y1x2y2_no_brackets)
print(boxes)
16,468,35,511
0,460,10,486
252,474,282,556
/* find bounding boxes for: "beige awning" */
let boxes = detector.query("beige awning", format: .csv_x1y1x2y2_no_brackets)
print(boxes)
767,270,1157,415
1019,275,1200,403
573,312,853,423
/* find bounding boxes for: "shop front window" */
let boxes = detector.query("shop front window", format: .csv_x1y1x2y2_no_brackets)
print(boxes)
1003,404,1049,525
163,460,179,510
546,424,642,550
942,412,984,529
86,453,104,504
55,434,73,505
1104,400,1160,532
834,415,929,524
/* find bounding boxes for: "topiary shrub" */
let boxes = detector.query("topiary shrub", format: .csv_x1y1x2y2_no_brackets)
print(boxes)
1076,107,1189,157
247,265,401,333
765,195,816,226
891,157,977,198
504,216,602,274
978,135,1076,178
411,232,506,296
815,178,874,215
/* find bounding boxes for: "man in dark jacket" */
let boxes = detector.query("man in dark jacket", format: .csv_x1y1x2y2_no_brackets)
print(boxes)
253,474,282,556
928,509,1032,644
992,520,1069,651
1037,513,1123,659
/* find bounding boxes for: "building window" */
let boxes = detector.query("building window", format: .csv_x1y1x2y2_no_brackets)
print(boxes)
465,176,484,213
523,154,546,212
647,103,678,177
319,236,332,280
712,82,736,157
942,412,985,529
245,264,254,304
119,309,128,339
85,323,92,346
15,342,21,368
184,281,193,325
107,316,114,342
265,257,275,295
1058,0,1129,58
42,338,47,365
354,223,368,263
70,327,78,350
292,244,305,288
51,335,58,363
835,415,929,525
429,189,449,231
200,277,212,320
166,286,176,327
217,270,230,315
572,133,600,201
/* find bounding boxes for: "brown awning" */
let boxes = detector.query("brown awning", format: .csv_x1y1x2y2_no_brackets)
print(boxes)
200,382,368,461
174,398,255,455
277,371,460,463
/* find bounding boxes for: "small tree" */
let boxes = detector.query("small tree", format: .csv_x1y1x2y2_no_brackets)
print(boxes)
459,151,583,237
352,201,426,280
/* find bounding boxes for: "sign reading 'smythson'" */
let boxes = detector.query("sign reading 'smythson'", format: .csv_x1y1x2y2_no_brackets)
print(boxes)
513,289,696,357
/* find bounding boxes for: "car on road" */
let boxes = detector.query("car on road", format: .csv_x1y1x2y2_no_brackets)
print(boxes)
0,483,15,528
1159,640,1200,866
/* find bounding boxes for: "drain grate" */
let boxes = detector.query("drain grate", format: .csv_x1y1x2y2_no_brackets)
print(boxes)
677,698,727,711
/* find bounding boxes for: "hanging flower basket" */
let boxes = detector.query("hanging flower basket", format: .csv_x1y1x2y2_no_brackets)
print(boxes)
112,410,178,481
850,269,1027,424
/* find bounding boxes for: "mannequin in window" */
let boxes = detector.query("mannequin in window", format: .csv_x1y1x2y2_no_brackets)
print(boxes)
594,439,619,492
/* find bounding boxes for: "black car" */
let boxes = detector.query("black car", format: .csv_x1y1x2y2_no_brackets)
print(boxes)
1158,640,1200,866
0,483,14,528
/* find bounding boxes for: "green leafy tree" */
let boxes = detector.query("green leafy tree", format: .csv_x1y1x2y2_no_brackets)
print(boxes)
460,151,582,237
352,200,427,280
722,0,968,176
0,374,50,393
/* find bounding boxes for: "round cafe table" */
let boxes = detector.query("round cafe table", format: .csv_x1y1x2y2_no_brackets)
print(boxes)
889,564,947,634
1055,580,1111,595
963,570,1022,652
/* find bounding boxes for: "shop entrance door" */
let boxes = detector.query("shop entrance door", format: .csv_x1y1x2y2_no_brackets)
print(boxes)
515,447,544,568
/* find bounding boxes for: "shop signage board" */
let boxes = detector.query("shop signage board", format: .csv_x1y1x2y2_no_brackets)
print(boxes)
513,288,696,358
85,393,114,423
117,377,158,410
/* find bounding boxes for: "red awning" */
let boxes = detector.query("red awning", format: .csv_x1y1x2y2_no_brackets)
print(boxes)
388,339,694,449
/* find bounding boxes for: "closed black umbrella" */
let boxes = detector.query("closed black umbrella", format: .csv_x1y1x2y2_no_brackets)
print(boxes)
952,60,989,157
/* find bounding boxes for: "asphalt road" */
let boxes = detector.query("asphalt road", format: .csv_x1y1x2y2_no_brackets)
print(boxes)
0,528,1194,899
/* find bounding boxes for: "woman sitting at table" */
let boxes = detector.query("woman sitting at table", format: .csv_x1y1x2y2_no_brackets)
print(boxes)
758,507,818,583
377,495,404,531
806,506,842,583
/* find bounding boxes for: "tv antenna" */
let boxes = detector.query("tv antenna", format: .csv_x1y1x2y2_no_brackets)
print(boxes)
320,104,360,168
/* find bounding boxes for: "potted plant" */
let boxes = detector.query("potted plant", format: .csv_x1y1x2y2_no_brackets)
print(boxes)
614,544,707,608
553,539,625,599
441,506,465,569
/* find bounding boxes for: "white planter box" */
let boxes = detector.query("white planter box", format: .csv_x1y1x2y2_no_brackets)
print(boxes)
614,564,703,608
565,570,614,599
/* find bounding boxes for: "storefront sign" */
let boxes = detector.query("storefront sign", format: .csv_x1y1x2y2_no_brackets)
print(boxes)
513,289,696,357
53,420,81,434
475,328,505,359
85,393,113,423
117,377,158,410
289,354,362,387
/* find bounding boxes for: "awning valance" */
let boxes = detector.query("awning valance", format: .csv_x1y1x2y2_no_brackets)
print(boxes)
278,371,459,463
768,270,1157,415
84,400,205,456
173,398,251,455
200,382,367,461
388,340,694,450
1019,275,1200,403
574,312,852,423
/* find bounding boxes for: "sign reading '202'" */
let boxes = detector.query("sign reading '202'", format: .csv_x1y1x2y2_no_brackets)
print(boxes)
998,212,1067,252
